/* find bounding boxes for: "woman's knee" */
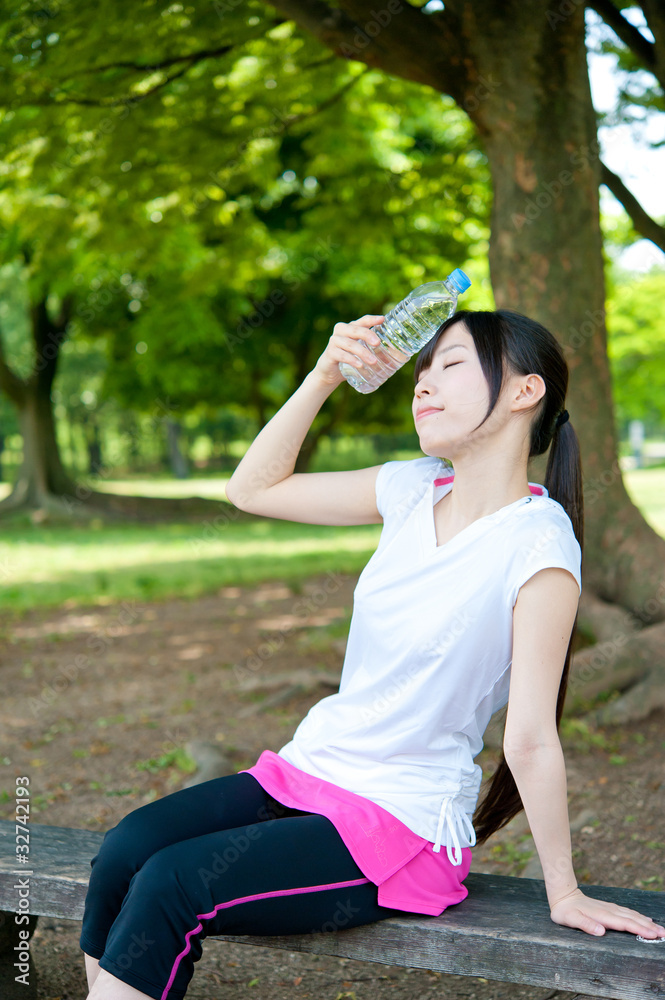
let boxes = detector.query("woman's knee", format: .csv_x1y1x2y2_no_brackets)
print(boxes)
122,843,206,918
91,806,155,877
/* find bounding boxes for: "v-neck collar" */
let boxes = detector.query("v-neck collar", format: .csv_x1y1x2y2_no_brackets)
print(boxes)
428,478,535,551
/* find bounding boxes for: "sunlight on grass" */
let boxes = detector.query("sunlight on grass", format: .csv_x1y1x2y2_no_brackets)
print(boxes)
623,467,665,536
96,477,231,499
0,465,663,614
0,476,230,502
0,516,382,612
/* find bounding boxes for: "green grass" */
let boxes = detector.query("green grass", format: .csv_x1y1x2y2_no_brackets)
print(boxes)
623,466,665,536
0,514,382,613
0,476,230,503
83,476,232,499
1,465,664,615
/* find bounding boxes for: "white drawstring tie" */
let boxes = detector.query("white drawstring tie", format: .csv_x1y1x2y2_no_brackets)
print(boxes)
432,785,477,866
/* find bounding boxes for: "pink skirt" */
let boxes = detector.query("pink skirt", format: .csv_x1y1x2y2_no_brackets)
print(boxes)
241,750,472,916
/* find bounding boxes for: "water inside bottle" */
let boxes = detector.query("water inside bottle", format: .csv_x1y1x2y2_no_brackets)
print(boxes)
339,289,457,392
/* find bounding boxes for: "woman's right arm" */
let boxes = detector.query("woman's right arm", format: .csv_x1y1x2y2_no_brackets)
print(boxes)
225,314,386,526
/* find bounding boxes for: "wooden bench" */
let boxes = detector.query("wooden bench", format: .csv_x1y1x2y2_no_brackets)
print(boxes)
1,819,664,999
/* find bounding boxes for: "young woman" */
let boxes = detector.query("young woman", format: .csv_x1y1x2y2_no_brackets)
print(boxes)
80,309,665,1000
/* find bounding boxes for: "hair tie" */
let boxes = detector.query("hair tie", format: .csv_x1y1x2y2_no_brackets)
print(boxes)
556,409,569,429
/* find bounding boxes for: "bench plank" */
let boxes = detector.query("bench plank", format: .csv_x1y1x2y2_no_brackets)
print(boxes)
0,821,102,920
1,820,663,999
219,876,665,999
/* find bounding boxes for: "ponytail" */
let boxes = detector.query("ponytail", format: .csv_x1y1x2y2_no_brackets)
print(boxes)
473,414,584,844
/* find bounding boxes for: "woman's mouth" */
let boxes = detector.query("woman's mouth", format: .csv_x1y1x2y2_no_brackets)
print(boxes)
415,407,443,422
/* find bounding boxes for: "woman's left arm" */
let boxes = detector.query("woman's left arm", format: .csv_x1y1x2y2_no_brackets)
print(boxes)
504,567,665,939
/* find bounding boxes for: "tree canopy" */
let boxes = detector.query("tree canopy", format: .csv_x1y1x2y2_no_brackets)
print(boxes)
0,0,493,486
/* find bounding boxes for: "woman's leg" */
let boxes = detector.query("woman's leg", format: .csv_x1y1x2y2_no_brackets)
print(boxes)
79,773,300,962
85,953,101,991
89,967,149,1000
93,811,401,1000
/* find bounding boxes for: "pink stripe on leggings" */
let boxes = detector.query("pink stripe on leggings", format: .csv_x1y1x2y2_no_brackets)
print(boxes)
160,876,370,1000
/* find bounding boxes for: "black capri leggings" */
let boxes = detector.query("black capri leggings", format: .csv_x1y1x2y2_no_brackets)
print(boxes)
80,772,403,1000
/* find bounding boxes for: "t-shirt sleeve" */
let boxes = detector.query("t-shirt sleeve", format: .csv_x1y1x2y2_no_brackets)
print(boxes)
509,513,582,606
375,457,444,520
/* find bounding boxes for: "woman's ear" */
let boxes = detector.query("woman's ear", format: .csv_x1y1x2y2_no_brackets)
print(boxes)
513,373,546,413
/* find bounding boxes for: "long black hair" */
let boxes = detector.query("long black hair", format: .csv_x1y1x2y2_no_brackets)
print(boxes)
415,308,584,845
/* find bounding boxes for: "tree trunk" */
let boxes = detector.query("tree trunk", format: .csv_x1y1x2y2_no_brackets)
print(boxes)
165,419,189,479
0,294,222,522
268,0,665,722
438,2,665,720
459,0,662,613
294,426,327,473
84,414,104,476
10,386,79,507
0,294,81,517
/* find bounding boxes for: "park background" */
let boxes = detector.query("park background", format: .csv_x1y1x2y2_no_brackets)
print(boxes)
1,1,664,998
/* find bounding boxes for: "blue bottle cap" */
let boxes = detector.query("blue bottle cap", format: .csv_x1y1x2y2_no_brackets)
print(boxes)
446,268,471,294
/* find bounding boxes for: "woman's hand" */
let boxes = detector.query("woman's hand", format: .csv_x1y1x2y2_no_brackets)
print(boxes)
311,315,385,388
550,886,665,938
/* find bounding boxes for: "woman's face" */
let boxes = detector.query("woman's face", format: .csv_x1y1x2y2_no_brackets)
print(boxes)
412,320,498,458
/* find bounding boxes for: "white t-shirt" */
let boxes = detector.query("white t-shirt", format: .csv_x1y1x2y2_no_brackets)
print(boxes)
278,456,582,865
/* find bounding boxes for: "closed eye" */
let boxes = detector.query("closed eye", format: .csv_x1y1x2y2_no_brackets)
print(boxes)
443,361,462,369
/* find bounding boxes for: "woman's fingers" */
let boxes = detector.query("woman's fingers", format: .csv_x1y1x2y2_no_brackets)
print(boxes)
311,315,385,385
597,901,665,937
334,335,380,365
353,314,386,328
333,320,382,345
551,894,665,938
611,906,665,938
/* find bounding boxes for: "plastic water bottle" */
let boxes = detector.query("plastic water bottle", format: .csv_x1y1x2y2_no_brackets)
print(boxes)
339,269,472,393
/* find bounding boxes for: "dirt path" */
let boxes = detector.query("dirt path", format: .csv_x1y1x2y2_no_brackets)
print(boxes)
2,574,664,999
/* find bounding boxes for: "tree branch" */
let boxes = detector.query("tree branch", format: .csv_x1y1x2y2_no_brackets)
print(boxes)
600,161,665,254
586,0,656,70
58,14,285,81
62,43,240,78
639,0,665,92
18,26,266,109
283,66,370,128
22,61,200,109
267,0,468,101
